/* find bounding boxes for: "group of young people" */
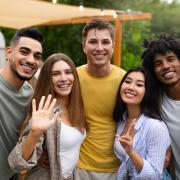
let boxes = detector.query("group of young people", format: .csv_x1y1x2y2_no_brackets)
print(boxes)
0,18,179,180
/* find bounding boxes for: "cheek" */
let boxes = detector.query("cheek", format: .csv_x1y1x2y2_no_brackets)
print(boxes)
120,88,125,100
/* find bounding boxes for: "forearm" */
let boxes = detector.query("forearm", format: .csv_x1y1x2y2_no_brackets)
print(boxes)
22,130,42,161
128,150,144,172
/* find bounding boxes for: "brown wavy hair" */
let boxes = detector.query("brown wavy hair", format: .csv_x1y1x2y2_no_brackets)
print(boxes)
21,53,85,133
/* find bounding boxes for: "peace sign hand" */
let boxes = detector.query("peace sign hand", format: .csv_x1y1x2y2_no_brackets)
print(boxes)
31,95,57,138
116,119,137,156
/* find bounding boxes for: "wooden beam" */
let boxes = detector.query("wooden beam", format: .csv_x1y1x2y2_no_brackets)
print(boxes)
114,18,122,67
37,12,152,67
39,13,152,26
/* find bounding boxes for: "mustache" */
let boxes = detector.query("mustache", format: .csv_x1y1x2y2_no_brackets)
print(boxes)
21,61,37,69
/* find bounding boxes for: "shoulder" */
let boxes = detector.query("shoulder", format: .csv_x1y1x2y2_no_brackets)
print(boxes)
77,65,86,72
22,81,34,95
111,65,126,75
144,117,169,138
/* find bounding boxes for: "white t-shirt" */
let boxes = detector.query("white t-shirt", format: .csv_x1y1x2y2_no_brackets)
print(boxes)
59,121,86,178
162,93,180,179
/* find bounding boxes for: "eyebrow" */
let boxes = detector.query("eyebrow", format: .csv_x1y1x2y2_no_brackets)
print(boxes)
126,77,144,83
19,46,42,55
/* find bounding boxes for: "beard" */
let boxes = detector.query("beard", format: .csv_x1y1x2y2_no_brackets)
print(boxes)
13,70,36,81
9,60,37,81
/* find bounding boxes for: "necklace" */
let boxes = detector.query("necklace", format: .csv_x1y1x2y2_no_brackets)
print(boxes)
54,106,65,114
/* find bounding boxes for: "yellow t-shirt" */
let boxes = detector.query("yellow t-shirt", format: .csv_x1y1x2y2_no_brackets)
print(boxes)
77,65,126,172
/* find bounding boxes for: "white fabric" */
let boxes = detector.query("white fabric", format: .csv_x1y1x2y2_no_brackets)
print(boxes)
162,93,180,179
59,121,86,178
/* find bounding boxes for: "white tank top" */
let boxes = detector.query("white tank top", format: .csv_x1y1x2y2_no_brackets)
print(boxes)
59,121,86,178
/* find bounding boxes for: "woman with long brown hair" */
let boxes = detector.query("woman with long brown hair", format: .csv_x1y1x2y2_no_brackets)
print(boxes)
8,53,86,180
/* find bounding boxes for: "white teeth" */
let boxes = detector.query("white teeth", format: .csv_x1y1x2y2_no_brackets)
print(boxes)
125,92,136,97
22,65,33,71
94,54,104,59
58,84,69,88
163,71,175,78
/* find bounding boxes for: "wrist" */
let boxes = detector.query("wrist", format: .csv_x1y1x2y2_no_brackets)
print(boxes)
128,149,135,157
29,129,42,140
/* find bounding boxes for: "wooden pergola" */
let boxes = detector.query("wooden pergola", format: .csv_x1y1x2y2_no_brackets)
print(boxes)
39,12,152,67
0,0,152,67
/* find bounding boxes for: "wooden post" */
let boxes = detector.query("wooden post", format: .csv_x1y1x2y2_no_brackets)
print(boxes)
114,18,122,67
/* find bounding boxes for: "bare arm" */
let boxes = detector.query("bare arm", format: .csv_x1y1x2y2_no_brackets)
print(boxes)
22,95,57,160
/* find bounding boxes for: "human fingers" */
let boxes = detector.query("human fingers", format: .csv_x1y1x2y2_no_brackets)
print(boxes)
32,99,36,113
48,98,57,112
38,96,45,110
115,134,120,139
127,119,137,136
43,95,52,110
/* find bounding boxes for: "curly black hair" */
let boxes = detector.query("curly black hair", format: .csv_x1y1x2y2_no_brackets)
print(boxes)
141,32,180,74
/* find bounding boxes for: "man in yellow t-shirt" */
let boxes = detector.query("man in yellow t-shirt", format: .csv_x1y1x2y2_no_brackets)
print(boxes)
75,19,125,180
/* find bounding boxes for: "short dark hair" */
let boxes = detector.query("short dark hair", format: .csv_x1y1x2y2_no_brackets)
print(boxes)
82,18,114,42
141,32,180,74
113,67,161,123
10,27,44,47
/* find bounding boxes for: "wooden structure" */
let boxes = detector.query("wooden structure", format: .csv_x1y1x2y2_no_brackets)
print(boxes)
40,13,152,67
0,0,152,66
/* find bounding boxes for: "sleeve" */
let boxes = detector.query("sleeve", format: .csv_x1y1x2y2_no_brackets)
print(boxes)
134,121,171,179
8,121,44,172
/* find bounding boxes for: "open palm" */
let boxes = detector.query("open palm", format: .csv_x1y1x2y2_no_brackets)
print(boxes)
31,95,57,136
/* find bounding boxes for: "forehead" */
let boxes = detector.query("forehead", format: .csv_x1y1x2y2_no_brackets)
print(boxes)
126,71,145,81
52,60,71,71
13,37,42,52
154,51,178,60
85,29,112,41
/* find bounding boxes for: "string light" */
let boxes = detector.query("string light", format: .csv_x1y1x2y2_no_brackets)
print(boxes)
52,0,57,4
79,3,84,11
100,9,105,16
113,11,118,18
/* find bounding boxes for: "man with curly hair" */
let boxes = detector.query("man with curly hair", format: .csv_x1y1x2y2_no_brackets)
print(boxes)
141,33,180,179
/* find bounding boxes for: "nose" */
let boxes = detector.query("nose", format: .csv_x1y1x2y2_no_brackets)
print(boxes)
162,60,170,69
26,54,35,65
60,73,67,81
128,83,135,90
96,42,103,51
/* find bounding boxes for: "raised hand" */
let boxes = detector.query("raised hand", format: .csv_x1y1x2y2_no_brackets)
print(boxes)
31,95,57,138
116,119,137,155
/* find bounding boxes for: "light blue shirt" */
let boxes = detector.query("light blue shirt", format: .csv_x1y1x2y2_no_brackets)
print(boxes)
114,114,170,180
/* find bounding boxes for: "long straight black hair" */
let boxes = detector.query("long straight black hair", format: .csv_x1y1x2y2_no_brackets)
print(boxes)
113,67,161,123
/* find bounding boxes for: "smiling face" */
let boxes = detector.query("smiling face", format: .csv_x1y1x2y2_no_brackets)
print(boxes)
83,29,114,68
6,37,42,81
154,51,180,87
120,71,145,106
52,60,74,98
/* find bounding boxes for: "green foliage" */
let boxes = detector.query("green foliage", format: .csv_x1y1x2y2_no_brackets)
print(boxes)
1,0,180,70
121,21,151,70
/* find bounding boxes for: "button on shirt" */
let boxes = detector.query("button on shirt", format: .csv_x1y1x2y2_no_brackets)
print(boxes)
114,114,170,180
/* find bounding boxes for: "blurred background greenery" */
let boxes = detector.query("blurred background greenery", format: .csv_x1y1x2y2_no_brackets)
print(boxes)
1,0,180,70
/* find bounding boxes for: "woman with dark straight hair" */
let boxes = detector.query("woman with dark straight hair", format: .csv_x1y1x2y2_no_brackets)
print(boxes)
8,53,86,180
114,67,170,180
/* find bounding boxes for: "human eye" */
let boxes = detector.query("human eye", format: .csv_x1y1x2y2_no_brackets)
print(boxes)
65,69,73,75
102,39,111,45
52,71,60,76
154,60,161,67
137,83,144,87
124,79,131,84
19,48,29,55
88,39,97,44
34,53,41,61
168,56,176,62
